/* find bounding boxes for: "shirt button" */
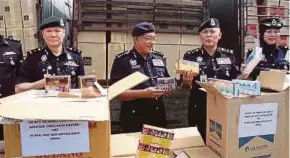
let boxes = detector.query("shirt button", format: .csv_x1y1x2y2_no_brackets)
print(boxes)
212,59,215,61
270,54,273,56
272,64,275,66
57,58,59,61
156,107,159,110
214,76,217,78
57,68,60,71
132,110,135,114
0,84,2,88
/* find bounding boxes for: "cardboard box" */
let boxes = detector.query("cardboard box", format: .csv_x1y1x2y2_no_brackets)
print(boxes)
281,88,289,158
0,72,150,158
198,82,287,158
153,44,180,78
155,33,181,45
77,42,106,79
170,147,219,158
4,0,22,28
77,31,106,43
108,43,125,78
20,0,38,27
181,34,201,45
259,70,289,92
111,32,127,44
23,27,38,53
111,127,204,157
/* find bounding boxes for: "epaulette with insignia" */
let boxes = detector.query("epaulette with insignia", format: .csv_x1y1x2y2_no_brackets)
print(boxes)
153,50,164,56
26,47,43,56
5,36,21,43
66,47,82,55
115,51,130,58
185,48,200,55
218,47,234,54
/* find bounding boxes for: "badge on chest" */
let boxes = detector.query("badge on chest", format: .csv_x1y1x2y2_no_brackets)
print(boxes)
216,58,232,65
152,59,164,67
130,59,141,69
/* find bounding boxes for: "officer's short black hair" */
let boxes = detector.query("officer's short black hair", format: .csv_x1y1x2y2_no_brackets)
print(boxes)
132,22,155,37
259,18,283,35
39,16,65,30
198,18,220,33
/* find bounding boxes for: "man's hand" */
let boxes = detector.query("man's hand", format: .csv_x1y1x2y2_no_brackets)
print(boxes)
143,87,165,99
182,70,198,87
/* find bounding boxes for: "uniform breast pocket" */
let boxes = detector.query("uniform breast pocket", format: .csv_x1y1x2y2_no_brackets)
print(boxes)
2,54,17,66
155,67,166,77
219,64,232,77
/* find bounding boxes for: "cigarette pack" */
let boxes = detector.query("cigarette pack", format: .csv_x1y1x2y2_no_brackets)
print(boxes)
175,59,199,74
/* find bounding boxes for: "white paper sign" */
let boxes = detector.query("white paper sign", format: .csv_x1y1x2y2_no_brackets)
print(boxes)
20,121,90,156
238,103,278,138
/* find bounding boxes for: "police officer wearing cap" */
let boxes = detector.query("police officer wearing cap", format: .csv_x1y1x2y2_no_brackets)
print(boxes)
181,18,239,142
110,22,172,133
15,16,85,92
0,35,23,140
244,18,289,80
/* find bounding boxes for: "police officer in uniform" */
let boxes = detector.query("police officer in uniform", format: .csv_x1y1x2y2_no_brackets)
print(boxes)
15,16,85,92
245,18,289,80
0,35,23,141
181,18,239,142
110,22,172,133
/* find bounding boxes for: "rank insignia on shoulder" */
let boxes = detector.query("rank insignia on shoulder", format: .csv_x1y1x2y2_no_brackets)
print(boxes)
67,47,82,55
153,51,164,56
6,36,20,42
116,51,129,58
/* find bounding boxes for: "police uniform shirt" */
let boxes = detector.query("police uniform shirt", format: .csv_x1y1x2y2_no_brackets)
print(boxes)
110,48,170,132
183,47,239,87
0,37,23,98
246,46,289,80
16,47,85,88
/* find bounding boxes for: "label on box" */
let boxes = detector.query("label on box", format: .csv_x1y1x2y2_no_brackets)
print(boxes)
157,77,176,91
208,119,223,157
238,103,278,148
175,59,199,74
20,121,90,156
79,75,97,88
44,75,71,94
137,143,170,158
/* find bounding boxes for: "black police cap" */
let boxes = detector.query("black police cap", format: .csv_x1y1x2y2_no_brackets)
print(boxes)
260,18,283,30
39,16,65,30
132,22,155,37
198,18,220,33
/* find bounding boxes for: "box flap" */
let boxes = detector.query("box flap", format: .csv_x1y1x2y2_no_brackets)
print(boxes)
183,147,219,158
196,82,228,98
0,90,110,121
111,127,204,157
108,72,149,100
259,70,289,91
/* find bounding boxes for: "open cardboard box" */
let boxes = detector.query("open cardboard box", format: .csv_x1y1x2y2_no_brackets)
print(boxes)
259,70,290,92
198,81,287,158
0,72,149,158
111,127,206,158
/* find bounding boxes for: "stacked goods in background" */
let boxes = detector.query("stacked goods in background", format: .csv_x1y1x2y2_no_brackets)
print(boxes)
0,0,38,56
74,0,204,80
244,0,290,59
73,0,206,133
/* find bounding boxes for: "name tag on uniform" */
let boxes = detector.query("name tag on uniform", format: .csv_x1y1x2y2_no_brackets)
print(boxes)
64,61,79,67
216,58,231,65
152,59,164,67
3,51,16,56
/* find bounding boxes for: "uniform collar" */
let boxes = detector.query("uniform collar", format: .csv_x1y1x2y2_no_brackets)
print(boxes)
132,47,153,61
45,46,67,59
201,46,221,58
